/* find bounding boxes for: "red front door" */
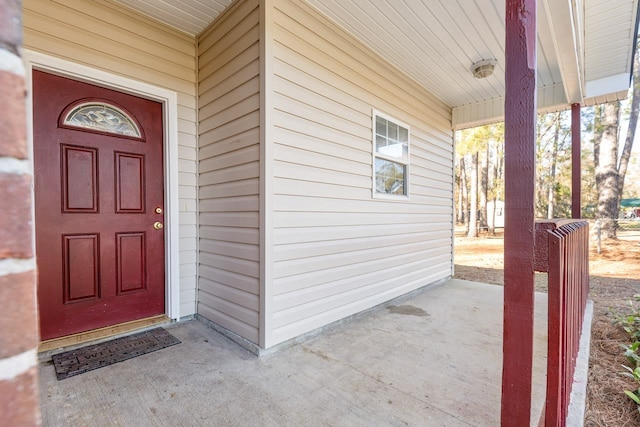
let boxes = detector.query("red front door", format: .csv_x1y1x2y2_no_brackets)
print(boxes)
33,71,165,341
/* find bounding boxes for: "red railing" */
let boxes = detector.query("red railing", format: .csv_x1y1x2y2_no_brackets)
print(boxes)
535,220,590,426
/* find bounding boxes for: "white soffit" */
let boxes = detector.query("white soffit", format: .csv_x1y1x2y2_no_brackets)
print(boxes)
110,0,638,128
303,0,563,110
110,0,234,36
584,0,639,98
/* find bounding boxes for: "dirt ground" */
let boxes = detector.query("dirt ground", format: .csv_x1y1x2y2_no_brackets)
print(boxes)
454,228,640,426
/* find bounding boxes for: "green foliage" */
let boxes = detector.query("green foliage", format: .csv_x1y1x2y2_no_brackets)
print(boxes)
553,183,572,217
455,123,504,229
625,389,640,407
622,342,640,366
456,123,503,157
612,295,640,412
535,111,572,218
623,156,640,199
622,363,640,411
619,220,640,230
454,95,638,223
612,295,640,340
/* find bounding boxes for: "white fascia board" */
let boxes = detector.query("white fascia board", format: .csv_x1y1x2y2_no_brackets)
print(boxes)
585,73,632,99
452,84,568,130
583,89,630,106
541,0,584,103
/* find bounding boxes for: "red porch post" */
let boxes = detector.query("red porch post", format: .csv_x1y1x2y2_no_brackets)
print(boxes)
571,103,581,219
502,0,537,425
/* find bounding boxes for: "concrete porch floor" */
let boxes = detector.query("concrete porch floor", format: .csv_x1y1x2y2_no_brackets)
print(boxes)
38,279,549,426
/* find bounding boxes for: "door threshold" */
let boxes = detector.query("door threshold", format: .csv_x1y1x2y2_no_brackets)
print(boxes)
38,315,170,355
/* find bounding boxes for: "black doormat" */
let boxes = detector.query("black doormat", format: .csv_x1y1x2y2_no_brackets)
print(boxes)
52,328,181,380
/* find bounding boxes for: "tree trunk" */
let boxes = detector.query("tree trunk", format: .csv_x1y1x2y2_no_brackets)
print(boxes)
488,195,497,235
479,146,489,231
488,143,501,235
461,156,469,232
593,105,602,171
595,102,621,239
618,37,640,207
488,158,497,236
547,116,560,218
467,152,479,238
456,158,463,224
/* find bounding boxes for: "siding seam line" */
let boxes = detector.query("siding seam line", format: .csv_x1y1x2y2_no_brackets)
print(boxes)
195,28,201,315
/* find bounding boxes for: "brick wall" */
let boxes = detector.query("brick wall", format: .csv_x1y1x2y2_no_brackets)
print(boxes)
0,0,41,425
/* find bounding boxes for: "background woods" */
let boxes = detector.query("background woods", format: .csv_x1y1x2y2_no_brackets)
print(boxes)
455,38,640,239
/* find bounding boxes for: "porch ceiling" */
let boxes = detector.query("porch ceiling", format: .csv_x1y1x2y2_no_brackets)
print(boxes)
112,0,639,129
110,0,235,36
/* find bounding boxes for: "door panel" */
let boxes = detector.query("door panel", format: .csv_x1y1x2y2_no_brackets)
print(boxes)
33,70,165,340
115,152,145,213
63,234,100,303
61,145,98,212
116,232,146,294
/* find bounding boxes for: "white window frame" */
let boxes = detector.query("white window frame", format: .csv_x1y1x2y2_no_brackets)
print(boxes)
372,110,410,200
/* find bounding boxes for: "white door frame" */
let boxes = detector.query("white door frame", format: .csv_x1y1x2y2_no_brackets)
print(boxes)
24,50,181,322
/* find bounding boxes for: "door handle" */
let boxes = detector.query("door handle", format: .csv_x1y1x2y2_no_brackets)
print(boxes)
153,221,163,230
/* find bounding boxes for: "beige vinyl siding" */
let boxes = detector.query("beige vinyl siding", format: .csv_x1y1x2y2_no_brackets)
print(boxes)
197,0,261,344
269,0,454,345
23,0,199,317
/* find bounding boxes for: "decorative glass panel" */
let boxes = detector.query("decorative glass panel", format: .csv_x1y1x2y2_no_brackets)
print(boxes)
63,103,141,137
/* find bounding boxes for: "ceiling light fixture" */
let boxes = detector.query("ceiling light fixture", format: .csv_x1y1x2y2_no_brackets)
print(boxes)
471,59,497,78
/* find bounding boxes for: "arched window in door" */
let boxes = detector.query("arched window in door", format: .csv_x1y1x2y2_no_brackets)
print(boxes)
60,99,144,140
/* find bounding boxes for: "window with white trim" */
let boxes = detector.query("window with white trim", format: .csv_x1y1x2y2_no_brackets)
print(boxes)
373,112,409,197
